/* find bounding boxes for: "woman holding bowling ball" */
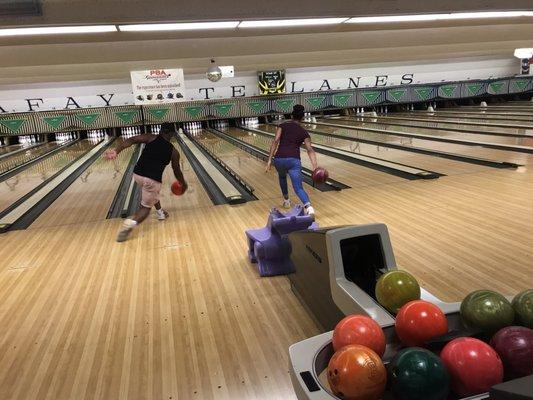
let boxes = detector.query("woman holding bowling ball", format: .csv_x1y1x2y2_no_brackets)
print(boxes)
266,104,319,216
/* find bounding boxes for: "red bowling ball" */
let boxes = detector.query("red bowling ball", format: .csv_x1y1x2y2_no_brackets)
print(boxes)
490,326,533,378
441,337,503,397
171,180,185,196
312,167,329,184
395,300,448,347
332,314,386,356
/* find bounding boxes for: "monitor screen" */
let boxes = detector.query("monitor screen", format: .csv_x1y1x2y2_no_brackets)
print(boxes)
340,234,386,299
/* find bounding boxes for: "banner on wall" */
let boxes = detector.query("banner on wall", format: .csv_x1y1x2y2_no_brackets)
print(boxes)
130,69,186,105
0,58,521,113
258,70,286,95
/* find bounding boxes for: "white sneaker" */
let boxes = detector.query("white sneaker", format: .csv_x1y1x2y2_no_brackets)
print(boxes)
282,199,291,209
116,218,137,242
156,209,169,220
305,205,315,216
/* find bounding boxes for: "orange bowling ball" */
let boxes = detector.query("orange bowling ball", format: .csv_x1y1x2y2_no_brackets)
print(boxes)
171,181,184,196
333,314,386,356
327,345,387,400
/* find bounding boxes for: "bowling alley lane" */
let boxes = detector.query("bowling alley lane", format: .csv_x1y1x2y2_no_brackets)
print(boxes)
154,138,213,212
30,138,133,229
395,111,533,124
0,141,63,174
421,110,533,122
259,124,491,176
225,127,405,188
192,128,287,199
0,143,24,156
308,122,533,166
356,115,533,136
0,139,98,214
326,117,533,144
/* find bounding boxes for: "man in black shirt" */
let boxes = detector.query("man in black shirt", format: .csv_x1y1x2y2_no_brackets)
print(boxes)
105,123,187,242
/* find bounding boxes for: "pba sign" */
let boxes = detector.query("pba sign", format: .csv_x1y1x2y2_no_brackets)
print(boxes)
130,69,186,105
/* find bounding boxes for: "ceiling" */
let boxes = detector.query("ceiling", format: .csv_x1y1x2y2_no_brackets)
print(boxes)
1,0,532,85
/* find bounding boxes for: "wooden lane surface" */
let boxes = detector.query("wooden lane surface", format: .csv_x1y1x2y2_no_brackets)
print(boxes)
348,116,532,136
0,140,98,213
259,124,492,176
308,122,533,166
29,140,134,229
0,204,320,400
156,138,213,213
0,143,24,156
328,118,533,146
1,162,533,399
226,127,405,189
193,128,295,200
0,142,61,174
391,112,533,126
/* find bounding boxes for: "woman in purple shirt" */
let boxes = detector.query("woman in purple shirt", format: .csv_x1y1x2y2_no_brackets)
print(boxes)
266,104,318,216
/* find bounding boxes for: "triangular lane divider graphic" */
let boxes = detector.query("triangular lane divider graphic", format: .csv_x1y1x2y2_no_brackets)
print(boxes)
305,96,326,108
514,80,529,91
247,101,267,113
489,82,504,93
43,115,67,129
361,91,381,103
333,94,353,107
388,89,406,102
414,88,433,100
276,98,295,111
184,106,204,118
75,113,101,125
114,111,138,124
466,84,483,96
440,85,457,97
213,103,234,116
0,119,26,133
147,108,170,120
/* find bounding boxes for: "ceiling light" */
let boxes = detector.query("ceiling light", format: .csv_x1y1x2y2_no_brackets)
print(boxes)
239,18,348,28
515,48,533,58
0,25,117,36
346,11,533,23
119,21,239,31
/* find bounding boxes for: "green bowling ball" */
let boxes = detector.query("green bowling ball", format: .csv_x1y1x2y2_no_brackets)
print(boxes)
512,289,533,328
375,270,420,314
389,347,450,400
460,290,515,334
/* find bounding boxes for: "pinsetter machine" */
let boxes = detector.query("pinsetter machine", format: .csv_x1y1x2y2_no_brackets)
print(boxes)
287,224,532,400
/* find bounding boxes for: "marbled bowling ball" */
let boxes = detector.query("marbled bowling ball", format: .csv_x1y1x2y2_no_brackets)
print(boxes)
512,289,533,328
333,314,386,356
460,290,514,334
388,347,450,400
490,326,533,378
327,345,387,400
312,167,329,184
375,270,420,314
441,337,503,397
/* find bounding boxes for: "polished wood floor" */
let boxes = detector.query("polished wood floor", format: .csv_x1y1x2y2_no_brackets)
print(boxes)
1,125,533,399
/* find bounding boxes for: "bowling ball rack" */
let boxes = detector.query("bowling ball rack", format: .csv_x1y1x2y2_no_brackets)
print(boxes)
287,224,529,400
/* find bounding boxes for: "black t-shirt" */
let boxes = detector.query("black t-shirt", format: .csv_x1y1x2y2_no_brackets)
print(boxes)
133,135,173,183
274,121,310,159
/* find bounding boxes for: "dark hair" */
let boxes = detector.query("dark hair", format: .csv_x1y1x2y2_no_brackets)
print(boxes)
160,122,175,134
292,104,305,121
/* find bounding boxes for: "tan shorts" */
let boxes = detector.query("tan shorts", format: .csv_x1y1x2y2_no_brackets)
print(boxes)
133,173,162,208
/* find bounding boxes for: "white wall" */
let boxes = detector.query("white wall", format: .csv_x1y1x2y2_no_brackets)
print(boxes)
0,57,518,113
